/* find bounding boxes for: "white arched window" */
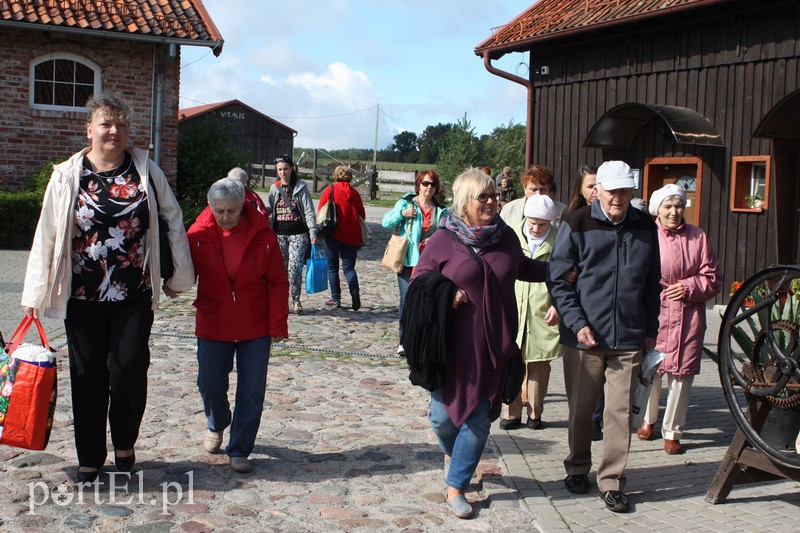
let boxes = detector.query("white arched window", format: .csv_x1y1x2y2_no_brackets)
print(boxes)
29,53,101,111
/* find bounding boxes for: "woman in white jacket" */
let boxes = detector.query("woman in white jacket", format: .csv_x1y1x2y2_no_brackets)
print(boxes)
20,93,194,483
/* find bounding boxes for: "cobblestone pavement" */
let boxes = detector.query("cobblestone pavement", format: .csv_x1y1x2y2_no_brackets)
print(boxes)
0,204,799,532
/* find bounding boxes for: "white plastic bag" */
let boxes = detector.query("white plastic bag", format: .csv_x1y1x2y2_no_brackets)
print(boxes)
630,348,666,429
11,344,54,364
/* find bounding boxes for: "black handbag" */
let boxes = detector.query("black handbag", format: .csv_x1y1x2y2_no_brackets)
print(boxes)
148,178,174,280
502,354,526,405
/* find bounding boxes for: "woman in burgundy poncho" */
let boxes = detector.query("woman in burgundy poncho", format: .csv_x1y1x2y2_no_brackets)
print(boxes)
412,168,547,518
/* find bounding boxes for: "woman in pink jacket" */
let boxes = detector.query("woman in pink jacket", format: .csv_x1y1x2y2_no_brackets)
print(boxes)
637,184,721,455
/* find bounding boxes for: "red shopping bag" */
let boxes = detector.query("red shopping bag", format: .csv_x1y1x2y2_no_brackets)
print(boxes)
0,316,57,450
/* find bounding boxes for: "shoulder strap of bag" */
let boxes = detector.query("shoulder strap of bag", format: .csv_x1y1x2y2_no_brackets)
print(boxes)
277,184,302,218
148,177,160,210
393,216,412,237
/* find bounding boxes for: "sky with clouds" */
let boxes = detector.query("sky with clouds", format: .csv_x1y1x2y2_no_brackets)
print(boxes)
180,1,531,151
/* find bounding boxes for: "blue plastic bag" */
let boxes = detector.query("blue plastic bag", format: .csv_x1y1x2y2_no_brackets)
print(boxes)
305,244,328,294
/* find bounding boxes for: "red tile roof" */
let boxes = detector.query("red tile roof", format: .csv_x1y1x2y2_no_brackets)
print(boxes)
476,0,731,57
179,100,298,134
1,0,223,54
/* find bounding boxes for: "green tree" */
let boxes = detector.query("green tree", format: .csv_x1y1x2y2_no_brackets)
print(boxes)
436,114,480,192
177,116,249,224
482,121,526,178
418,123,454,164
389,131,419,163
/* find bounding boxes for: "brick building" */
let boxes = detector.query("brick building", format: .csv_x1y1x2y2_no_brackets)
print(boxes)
0,1,223,190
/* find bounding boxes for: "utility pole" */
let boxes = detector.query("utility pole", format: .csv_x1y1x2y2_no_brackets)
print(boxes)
373,103,379,167
370,104,380,200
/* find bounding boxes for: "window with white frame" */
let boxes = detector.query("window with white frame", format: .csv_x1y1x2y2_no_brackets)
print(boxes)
749,162,767,198
29,53,101,111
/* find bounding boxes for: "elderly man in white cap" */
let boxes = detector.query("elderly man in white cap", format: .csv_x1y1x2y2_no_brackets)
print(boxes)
500,194,564,431
637,184,720,455
547,160,661,513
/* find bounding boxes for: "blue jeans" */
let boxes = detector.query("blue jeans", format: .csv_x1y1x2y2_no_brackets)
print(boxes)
428,389,491,491
197,336,271,457
323,236,359,302
397,266,412,340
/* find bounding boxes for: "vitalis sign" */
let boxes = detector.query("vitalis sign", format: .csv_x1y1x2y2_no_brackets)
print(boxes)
218,111,245,120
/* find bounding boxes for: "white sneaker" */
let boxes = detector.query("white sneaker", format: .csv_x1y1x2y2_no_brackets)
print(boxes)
203,430,223,453
397,345,405,355
230,456,252,473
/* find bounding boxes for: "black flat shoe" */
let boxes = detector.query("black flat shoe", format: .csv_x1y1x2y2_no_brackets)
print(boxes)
115,451,136,472
565,474,590,494
499,417,522,430
77,468,100,483
527,418,544,430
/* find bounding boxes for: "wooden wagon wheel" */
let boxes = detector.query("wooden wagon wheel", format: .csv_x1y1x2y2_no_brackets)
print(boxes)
718,265,800,469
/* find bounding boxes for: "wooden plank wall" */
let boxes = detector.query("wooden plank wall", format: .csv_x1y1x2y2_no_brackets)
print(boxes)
179,102,295,168
526,1,800,303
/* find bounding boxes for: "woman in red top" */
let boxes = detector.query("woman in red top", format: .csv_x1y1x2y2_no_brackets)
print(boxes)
317,166,366,310
187,177,288,473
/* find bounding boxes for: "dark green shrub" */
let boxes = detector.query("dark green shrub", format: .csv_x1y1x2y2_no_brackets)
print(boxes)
27,159,64,195
0,191,42,249
177,116,249,225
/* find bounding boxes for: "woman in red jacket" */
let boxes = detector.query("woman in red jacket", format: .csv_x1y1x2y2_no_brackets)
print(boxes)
317,166,366,310
187,177,289,473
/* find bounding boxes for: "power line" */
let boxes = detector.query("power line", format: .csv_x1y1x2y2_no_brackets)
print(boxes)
379,106,411,132
270,106,377,120
180,50,213,69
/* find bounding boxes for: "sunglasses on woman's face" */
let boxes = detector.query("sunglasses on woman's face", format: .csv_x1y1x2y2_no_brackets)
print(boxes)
474,193,496,203
420,181,437,187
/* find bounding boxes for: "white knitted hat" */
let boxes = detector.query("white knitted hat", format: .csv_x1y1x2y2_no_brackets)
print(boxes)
648,184,687,216
523,194,557,221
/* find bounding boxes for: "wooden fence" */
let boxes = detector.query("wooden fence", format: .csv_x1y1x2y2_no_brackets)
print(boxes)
249,162,416,198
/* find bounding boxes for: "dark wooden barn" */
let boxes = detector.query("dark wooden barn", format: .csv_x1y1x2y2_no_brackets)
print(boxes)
179,99,296,168
476,0,800,303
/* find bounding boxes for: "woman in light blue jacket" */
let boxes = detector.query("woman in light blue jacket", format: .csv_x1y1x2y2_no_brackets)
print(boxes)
381,170,448,354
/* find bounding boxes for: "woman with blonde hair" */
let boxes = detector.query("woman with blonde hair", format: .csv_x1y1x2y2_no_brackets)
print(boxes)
411,168,547,518
317,165,366,310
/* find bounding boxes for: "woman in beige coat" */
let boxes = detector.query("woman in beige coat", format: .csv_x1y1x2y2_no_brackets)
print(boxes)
21,93,194,482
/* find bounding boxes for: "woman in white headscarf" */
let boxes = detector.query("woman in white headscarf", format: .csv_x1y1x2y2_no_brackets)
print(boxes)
637,184,721,454
499,194,562,431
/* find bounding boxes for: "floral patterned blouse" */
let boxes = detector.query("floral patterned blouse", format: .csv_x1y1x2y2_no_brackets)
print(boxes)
71,151,152,302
